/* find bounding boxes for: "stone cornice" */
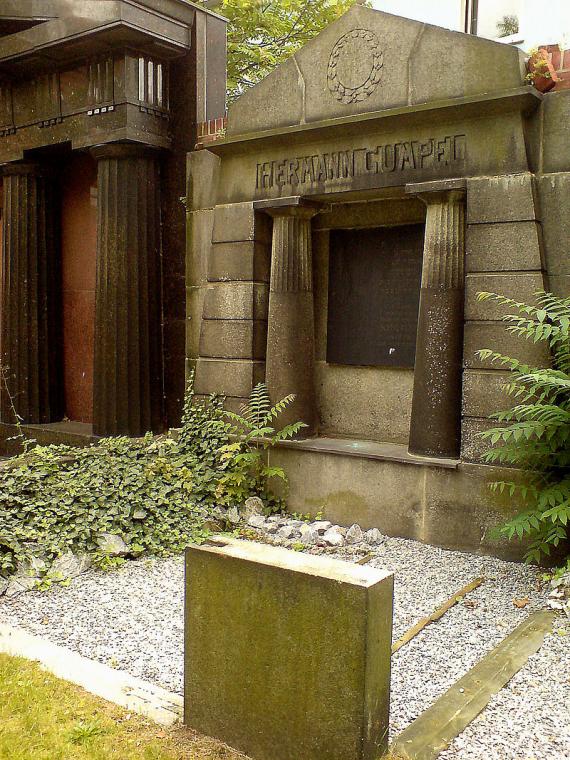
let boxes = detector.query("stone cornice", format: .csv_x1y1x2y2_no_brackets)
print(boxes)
0,0,199,73
206,88,543,154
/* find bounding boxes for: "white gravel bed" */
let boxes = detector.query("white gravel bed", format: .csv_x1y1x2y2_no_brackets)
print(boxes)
0,526,566,759
365,540,547,735
1,557,186,694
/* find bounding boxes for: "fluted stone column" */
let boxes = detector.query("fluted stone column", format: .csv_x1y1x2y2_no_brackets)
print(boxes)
1,163,63,424
262,201,321,435
92,143,164,437
408,187,466,459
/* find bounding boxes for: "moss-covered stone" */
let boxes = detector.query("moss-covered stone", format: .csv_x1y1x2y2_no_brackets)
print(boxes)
185,538,394,760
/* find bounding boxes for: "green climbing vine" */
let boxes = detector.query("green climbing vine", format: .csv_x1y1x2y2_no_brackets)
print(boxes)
0,375,300,579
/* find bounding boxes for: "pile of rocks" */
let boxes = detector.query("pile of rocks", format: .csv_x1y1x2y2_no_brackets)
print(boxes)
0,531,129,599
220,498,384,551
248,514,383,549
1,551,92,599
547,571,570,619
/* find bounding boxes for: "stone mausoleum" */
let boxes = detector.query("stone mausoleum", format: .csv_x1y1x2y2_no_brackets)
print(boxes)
187,4,570,558
0,0,226,445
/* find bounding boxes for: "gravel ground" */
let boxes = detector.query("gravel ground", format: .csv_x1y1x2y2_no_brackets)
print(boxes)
1,528,568,759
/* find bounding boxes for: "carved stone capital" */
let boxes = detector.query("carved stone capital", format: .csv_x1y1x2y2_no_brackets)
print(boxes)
265,205,322,221
254,196,324,221
269,214,315,293
419,190,466,290
1,161,55,179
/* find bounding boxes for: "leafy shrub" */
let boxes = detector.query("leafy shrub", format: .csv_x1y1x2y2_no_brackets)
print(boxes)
477,291,570,565
0,376,300,578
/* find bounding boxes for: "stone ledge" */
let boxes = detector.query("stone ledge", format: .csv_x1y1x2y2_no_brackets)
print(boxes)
274,436,459,470
216,88,542,149
0,421,97,456
0,624,183,727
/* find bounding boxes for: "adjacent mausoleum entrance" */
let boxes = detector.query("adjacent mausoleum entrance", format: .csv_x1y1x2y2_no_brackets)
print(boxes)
186,6,570,559
0,0,226,448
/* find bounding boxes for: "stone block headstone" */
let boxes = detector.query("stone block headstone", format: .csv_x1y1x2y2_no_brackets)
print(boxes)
184,537,393,760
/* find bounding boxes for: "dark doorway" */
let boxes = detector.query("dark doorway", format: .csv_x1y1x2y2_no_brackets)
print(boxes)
326,225,424,368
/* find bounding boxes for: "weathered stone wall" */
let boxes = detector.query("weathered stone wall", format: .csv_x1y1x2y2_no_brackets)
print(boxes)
461,172,548,463
187,153,272,409
184,6,570,558
461,88,570,462
267,446,523,559
532,90,570,298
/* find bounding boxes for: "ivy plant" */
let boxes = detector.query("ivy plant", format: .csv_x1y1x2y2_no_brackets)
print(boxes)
0,375,299,578
476,291,570,567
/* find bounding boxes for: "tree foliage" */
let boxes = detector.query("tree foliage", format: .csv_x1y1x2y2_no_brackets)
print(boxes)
202,0,360,100
476,291,570,566
496,14,519,38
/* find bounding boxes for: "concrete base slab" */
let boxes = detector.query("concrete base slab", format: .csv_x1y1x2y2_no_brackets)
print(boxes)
269,441,529,561
0,624,183,726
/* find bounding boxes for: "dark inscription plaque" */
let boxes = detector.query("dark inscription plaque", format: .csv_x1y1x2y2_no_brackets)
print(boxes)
327,225,424,368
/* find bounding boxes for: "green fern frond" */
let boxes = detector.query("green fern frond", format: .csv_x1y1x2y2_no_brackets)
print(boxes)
476,290,570,566
475,350,531,373
274,422,308,441
265,394,297,422
241,384,272,426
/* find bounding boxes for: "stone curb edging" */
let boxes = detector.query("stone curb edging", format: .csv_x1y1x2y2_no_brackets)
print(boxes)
390,610,558,760
0,624,183,726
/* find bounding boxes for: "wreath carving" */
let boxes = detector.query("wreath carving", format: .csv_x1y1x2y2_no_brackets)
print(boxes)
327,29,384,104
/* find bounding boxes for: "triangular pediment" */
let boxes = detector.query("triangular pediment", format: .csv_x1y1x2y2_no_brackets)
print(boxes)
227,5,525,136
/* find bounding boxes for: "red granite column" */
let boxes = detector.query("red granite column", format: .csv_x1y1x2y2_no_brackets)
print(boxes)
92,143,164,437
408,189,466,459
1,163,63,424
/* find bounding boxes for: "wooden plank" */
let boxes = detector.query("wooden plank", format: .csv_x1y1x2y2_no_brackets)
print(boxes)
390,611,557,760
392,578,485,654
356,553,375,565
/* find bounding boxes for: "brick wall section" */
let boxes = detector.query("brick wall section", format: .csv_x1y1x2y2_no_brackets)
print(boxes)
544,45,570,91
196,116,227,149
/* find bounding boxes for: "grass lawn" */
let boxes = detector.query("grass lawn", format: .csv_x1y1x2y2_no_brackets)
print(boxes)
0,654,248,760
